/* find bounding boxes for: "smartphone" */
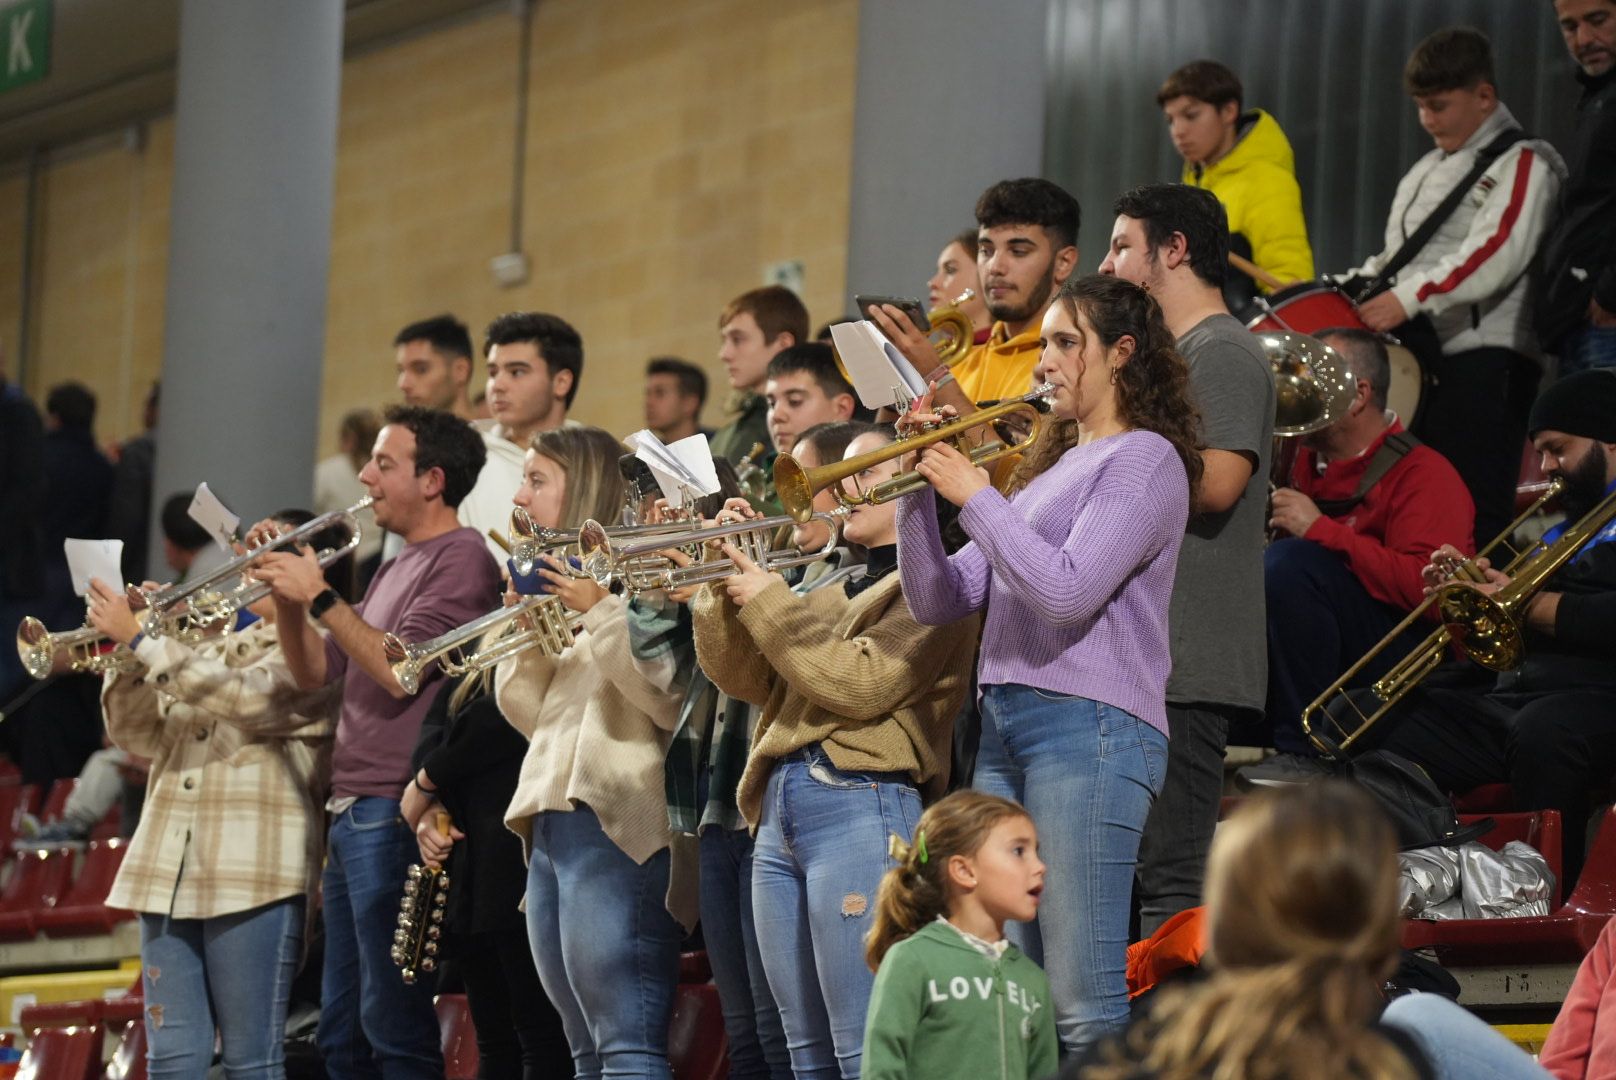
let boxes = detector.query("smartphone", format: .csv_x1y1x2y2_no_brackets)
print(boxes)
854,294,931,332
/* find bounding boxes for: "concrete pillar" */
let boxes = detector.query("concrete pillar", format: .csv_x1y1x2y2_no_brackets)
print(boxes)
844,0,1051,310
148,0,342,575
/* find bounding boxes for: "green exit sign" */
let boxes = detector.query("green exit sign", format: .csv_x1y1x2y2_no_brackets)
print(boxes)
0,0,49,95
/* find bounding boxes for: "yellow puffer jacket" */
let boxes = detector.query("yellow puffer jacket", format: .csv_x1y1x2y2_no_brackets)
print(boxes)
1183,108,1315,290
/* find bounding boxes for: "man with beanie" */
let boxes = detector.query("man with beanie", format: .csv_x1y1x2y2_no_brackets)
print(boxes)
1354,369,1616,884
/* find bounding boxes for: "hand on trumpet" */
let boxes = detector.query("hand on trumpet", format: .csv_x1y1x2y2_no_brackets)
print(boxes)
719,543,784,608
252,546,327,607
1267,488,1323,539
539,554,608,614
914,440,992,508
87,577,143,646
241,517,291,553
1421,544,1508,595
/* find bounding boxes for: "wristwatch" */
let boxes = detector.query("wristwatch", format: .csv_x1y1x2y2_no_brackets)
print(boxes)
309,588,342,620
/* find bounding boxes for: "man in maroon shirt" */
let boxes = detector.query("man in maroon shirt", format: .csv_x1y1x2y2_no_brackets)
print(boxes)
1239,328,1476,787
257,405,501,1079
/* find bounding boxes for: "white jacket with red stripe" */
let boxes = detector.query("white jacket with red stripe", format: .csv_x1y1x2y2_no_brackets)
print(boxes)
1342,104,1567,359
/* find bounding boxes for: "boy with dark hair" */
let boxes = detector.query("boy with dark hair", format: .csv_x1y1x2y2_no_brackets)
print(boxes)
870,177,1081,420
763,343,857,455
394,314,476,420
1158,58,1313,304
713,285,811,465
43,382,113,555
458,312,586,558
644,357,708,443
255,403,500,1080
1337,25,1566,547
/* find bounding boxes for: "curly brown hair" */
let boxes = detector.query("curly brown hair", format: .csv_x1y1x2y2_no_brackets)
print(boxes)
1007,275,1203,498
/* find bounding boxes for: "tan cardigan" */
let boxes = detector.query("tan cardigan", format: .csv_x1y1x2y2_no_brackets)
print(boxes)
102,623,337,919
691,573,980,829
494,594,696,929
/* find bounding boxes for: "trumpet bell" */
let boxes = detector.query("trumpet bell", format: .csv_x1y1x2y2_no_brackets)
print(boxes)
17,616,50,680
773,456,813,526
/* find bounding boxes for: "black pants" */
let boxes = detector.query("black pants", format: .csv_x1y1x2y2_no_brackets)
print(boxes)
1413,346,1539,548
1134,703,1239,936
1362,682,1616,886
1265,539,1431,756
454,928,573,1080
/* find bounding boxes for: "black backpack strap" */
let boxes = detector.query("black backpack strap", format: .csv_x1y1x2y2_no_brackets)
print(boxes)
1358,128,1529,301
1313,431,1422,518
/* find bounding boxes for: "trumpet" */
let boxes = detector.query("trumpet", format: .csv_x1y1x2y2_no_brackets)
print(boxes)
131,496,373,638
507,507,696,578
15,619,136,680
383,594,577,695
1300,474,1616,758
573,509,848,592
773,384,1053,523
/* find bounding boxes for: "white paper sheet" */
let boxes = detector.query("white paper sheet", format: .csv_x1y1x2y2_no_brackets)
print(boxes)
188,483,241,552
64,538,124,597
828,321,928,410
623,430,720,507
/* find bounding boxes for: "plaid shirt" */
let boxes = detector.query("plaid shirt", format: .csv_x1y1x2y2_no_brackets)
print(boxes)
102,623,337,919
627,594,751,837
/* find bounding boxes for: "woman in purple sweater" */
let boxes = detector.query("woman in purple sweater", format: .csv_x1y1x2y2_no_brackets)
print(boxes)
896,273,1203,1053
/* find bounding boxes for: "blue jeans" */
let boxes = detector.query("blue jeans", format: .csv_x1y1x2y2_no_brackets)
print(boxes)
751,746,922,1080
1560,323,1616,375
1381,993,1553,1080
139,898,303,1079
524,805,683,1080
317,798,442,1080
697,775,790,1080
976,684,1168,1053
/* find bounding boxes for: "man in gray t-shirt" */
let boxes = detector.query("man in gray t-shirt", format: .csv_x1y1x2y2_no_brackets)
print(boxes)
1101,185,1275,935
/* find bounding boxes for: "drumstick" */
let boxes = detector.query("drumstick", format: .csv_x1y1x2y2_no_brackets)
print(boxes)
487,528,512,553
1229,252,1292,294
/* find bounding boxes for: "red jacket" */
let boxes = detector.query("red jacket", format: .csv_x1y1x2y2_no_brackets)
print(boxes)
1541,915,1616,1079
1290,420,1475,611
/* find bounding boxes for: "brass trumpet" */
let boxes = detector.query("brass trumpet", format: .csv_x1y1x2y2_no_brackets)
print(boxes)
507,507,696,578
574,509,848,592
132,496,373,638
773,384,1053,523
1301,475,1616,758
383,594,578,695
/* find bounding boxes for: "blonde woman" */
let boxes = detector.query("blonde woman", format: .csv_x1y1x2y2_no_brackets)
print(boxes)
490,426,692,1080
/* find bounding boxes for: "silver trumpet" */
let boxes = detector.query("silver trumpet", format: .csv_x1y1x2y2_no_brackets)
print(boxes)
14,619,137,680
575,509,848,593
507,506,696,578
131,496,373,638
382,594,578,695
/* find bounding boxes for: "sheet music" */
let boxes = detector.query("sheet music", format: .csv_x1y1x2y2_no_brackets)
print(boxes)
64,538,124,596
828,321,928,409
188,482,241,552
624,430,721,506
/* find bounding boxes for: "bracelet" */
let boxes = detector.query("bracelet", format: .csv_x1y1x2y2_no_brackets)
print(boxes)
921,363,953,386
126,632,145,653
414,773,437,795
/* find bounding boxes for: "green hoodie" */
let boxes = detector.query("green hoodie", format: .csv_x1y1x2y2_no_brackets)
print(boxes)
1182,108,1315,289
861,920,1059,1080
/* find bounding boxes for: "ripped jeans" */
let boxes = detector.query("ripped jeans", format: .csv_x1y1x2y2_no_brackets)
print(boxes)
138,897,304,1079
750,745,922,1080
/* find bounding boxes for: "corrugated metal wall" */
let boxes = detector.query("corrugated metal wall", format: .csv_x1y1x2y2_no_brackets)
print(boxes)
1044,0,1578,275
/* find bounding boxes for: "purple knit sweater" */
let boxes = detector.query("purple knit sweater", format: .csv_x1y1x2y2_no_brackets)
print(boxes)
896,430,1189,734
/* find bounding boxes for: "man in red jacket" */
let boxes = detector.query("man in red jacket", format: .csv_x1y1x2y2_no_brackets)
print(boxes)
1238,328,1476,786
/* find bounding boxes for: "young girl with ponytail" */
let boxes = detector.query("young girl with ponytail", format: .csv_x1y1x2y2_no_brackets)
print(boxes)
860,791,1058,1080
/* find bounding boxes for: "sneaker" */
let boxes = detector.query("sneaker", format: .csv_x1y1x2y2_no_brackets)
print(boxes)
1235,752,1336,791
13,819,88,851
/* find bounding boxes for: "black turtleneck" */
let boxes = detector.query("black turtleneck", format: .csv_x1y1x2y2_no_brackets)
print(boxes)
846,543,896,597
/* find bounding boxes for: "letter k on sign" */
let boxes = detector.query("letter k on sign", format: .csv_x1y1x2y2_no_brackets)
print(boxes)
1,0,50,93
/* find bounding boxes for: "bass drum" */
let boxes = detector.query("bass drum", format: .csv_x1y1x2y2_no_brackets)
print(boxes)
1247,282,1426,427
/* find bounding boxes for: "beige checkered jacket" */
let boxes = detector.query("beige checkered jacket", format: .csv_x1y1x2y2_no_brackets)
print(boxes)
102,622,338,919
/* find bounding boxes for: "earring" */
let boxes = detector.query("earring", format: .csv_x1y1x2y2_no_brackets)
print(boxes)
1109,367,1120,384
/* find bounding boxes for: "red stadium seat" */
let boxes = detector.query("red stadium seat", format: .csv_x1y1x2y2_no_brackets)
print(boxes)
17,1023,103,1080
0,758,22,785
18,979,141,1030
0,782,42,851
102,1018,147,1080
436,994,480,1080
679,950,713,983
669,981,728,1080
1452,783,1514,813
37,778,77,823
1400,809,1616,966
38,838,133,937
0,847,74,940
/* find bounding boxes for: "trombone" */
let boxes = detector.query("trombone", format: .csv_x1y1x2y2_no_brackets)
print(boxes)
131,496,373,637
773,384,1053,523
383,594,578,695
573,509,848,592
1301,475,1616,758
